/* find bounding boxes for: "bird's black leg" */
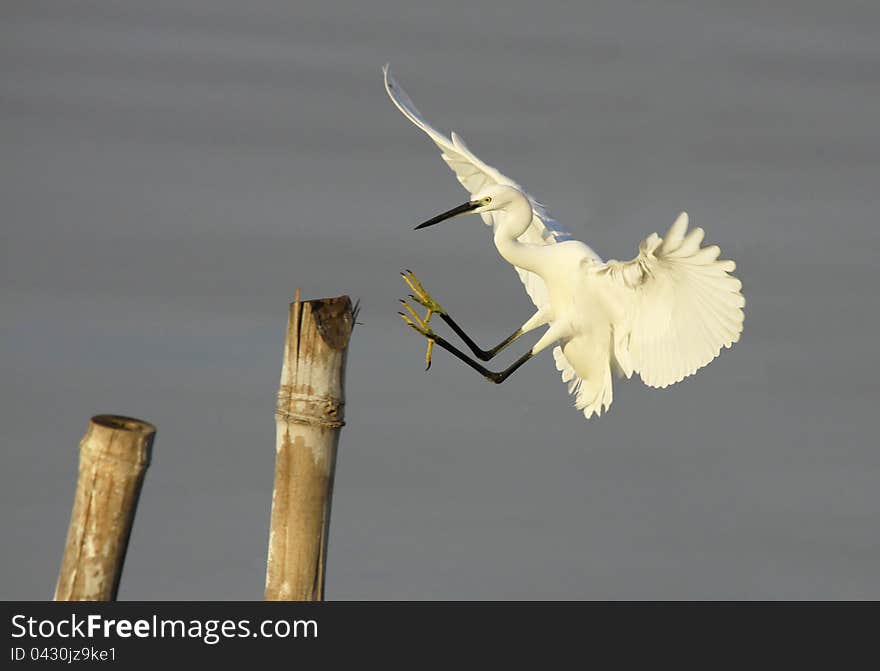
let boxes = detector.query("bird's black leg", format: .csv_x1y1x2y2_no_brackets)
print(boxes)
433,334,534,383
401,269,523,361
437,314,523,361
399,319,534,383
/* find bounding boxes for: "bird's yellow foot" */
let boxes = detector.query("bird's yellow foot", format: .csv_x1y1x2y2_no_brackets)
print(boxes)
401,270,446,316
398,295,437,370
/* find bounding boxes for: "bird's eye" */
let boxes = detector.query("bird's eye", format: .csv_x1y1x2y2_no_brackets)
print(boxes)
483,197,492,204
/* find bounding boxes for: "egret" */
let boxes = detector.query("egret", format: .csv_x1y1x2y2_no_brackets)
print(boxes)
385,65,745,419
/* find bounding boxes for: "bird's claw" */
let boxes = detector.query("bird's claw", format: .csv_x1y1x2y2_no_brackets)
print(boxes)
398,305,436,370
401,270,446,315
398,300,434,334
397,270,442,371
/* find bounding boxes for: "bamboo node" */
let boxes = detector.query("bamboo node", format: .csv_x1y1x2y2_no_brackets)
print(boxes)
276,387,345,428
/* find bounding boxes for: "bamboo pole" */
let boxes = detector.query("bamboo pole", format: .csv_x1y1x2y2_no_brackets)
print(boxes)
265,292,354,601
54,414,155,601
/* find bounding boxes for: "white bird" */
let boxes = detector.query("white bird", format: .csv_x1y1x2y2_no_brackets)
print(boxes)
386,65,745,419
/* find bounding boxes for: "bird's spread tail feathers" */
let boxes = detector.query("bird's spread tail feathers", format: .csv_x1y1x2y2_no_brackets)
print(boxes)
553,344,614,419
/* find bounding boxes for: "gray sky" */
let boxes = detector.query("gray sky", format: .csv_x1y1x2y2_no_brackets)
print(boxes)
2,0,879,599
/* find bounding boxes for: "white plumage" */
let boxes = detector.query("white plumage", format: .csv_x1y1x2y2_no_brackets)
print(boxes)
385,66,744,418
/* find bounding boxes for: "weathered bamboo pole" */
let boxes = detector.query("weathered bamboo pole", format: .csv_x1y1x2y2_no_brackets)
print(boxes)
54,414,155,601
265,292,354,601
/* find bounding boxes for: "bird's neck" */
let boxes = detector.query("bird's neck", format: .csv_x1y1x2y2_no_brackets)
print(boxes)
489,193,539,271
493,218,540,273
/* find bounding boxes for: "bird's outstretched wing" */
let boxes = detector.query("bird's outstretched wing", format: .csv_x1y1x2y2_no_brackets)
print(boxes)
383,65,579,308
597,212,745,389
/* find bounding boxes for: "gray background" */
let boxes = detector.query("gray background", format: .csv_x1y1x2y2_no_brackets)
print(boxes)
2,0,878,599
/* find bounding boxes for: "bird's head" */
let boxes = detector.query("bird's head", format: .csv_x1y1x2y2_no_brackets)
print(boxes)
415,184,531,232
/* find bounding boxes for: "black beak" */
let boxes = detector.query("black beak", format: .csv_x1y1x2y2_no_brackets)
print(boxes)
415,200,480,230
